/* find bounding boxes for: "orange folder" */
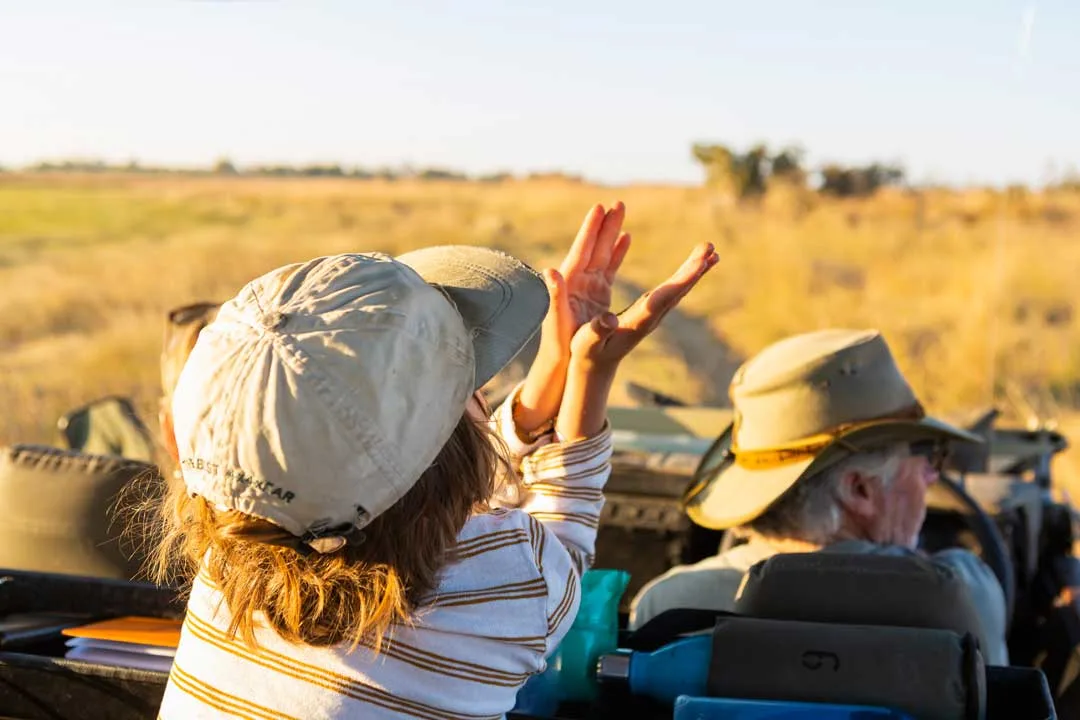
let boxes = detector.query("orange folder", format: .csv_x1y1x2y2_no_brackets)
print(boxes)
61,616,183,649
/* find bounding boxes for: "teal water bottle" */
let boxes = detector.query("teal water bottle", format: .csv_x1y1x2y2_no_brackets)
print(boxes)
512,569,630,714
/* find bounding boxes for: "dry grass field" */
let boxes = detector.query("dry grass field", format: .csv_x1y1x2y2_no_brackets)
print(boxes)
1,172,1078,487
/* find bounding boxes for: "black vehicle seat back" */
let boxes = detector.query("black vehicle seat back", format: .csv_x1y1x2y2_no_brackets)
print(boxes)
735,552,991,657
708,615,986,720
57,396,156,463
0,445,161,581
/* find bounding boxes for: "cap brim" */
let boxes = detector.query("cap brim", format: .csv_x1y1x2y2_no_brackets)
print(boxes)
683,415,984,531
396,246,549,389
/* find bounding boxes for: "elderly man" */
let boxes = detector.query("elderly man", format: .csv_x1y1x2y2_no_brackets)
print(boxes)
629,328,1010,665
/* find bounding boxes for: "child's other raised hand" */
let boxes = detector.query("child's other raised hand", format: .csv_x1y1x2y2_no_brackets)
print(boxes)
555,242,719,441
570,242,719,371
512,203,630,437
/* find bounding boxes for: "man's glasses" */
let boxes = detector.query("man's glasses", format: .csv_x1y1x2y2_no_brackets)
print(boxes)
909,439,950,470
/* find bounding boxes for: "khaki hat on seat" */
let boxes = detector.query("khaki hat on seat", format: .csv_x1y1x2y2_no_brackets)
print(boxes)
162,301,221,401
683,329,983,530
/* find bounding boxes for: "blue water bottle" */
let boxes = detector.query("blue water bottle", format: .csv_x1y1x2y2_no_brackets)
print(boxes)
596,634,712,704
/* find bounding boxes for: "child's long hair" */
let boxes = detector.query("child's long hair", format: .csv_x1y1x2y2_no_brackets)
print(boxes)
138,413,502,651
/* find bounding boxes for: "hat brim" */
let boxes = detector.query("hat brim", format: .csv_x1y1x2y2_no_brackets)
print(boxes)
396,246,549,390
683,416,984,531
161,301,221,399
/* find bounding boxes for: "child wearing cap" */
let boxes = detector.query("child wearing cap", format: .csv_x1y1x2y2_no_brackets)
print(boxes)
151,203,718,719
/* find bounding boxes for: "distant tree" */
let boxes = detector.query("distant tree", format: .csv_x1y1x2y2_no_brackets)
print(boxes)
691,143,735,193
736,144,770,198
692,142,779,202
525,171,583,183
769,145,807,183
32,159,107,173
301,164,345,177
693,143,740,207
419,168,468,181
213,158,238,175
819,162,904,197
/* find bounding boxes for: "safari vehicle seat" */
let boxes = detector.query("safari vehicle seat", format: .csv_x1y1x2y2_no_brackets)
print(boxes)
733,552,993,653
57,396,156,463
0,445,160,582
592,551,1058,719
600,612,986,720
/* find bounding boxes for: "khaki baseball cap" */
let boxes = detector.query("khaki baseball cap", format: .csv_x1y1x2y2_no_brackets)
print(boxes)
172,248,547,542
682,329,983,530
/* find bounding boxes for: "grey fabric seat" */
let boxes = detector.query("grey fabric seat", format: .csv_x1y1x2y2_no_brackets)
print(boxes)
707,614,985,720
735,551,990,656
0,444,160,581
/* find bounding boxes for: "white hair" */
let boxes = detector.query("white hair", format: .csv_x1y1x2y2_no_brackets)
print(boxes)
746,442,908,545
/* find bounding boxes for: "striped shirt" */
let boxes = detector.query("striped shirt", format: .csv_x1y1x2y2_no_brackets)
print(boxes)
158,387,612,719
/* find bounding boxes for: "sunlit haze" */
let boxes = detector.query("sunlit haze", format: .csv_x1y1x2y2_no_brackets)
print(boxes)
2,1,1077,186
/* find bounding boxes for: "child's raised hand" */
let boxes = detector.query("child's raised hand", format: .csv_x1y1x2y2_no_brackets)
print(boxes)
554,242,719,441
570,242,719,371
511,203,630,437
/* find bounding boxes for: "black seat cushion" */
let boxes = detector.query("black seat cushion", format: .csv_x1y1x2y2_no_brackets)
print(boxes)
735,551,986,644
0,445,161,581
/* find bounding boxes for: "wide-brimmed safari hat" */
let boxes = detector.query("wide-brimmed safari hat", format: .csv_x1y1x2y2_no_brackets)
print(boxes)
161,301,221,400
172,247,547,548
682,329,983,531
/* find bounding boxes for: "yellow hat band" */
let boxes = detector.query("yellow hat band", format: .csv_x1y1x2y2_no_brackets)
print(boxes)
730,402,926,470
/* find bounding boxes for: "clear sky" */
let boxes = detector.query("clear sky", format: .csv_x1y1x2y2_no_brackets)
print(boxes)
2,1,1076,186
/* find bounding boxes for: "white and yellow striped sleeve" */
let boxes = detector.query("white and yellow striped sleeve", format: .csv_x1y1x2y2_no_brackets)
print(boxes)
519,426,612,653
518,426,611,567
491,381,612,569
491,382,613,652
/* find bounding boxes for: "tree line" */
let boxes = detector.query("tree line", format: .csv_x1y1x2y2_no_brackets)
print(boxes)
6,158,581,184
8,149,1079,197
4,148,909,197
691,143,906,199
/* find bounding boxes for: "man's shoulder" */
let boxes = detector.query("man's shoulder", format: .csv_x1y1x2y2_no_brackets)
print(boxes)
822,541,1003,607
823,540,989,571
629,543,778,628
821,539,917,557
647,542,778,585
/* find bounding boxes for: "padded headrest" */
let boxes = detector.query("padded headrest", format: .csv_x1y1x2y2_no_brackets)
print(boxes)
708,615,985,720
735,552,990,657
57,395,155,462
0,444,161,581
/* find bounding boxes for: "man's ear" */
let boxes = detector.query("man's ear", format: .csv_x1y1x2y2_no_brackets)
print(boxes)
836,469,882,520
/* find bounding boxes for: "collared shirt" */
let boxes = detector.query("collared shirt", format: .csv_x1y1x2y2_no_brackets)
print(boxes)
158,386,612,719
629,539,1010,666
